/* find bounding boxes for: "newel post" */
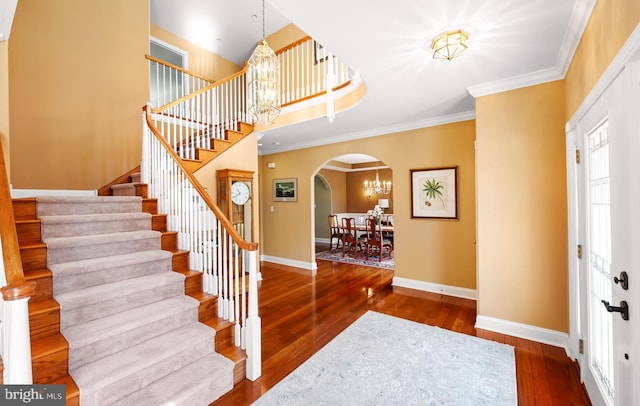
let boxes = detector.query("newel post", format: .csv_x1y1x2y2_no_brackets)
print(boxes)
1,281,36,384
244,250,262,381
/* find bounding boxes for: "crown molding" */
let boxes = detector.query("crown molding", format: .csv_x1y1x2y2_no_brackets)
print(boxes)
556,0,597,77
466,67,564,98
260,110,476,155
467,0,597,98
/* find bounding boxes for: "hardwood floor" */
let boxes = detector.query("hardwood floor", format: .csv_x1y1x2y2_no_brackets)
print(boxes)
213,256,591,405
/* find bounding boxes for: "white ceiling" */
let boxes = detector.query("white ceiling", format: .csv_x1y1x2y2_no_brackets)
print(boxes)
150,0,595,159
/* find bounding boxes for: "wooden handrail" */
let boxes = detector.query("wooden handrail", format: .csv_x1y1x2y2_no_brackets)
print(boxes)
151,63,249,113
145,54,216,84
143,104,258,252
275,36,312,55
0,139,28,290
280,80,352,108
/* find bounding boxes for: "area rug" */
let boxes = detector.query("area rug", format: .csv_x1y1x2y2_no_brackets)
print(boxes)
315,249,394,270
253,311,516,405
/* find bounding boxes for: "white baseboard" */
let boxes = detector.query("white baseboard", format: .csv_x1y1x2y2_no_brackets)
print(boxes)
392,277,477,300
260,255,317,272
11,187,97,198
315,237,330,244
475,315,570,351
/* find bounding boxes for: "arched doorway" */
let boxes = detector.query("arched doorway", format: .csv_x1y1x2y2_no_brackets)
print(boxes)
313,154,394,257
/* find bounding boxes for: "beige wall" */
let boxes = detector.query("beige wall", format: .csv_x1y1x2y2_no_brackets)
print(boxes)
565,1,640,119
260,120,476,290
150,25,241,81
1,40,9,180
9,0,149,190
476,80,568,332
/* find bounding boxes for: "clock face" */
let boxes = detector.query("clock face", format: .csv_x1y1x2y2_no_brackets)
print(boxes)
231,181,250,205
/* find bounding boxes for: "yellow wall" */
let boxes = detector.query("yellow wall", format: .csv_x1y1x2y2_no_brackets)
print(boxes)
1,40,9,180
317,168,347,214
267,24,307,52
193,135,260,242
9,0,149,190
260,120,477,290
476,80,568,332
150,25,241,81
347,168,394,213
565,1,640,119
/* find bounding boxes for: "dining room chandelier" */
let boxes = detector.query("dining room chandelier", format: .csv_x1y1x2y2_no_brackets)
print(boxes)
247,0,281,126
431,29,469,61
364,161,391,197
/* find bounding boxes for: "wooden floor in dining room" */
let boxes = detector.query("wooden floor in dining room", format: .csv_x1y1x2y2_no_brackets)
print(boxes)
212,245,591,406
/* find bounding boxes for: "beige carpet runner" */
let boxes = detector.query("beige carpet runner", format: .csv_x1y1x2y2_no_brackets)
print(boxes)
37,196,233,405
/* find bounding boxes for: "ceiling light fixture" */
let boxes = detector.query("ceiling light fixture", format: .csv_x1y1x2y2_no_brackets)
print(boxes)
431,29,469,61
247,0,281,126
364,161,391,198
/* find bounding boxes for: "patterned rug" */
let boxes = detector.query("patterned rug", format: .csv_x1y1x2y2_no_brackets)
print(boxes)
315,248,394,270
253,311,517,405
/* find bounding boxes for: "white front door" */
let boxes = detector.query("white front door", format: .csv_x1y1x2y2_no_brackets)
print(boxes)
573,60,639,406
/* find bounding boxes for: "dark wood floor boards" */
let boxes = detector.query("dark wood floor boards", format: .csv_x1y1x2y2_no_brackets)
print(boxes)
212,258,590,405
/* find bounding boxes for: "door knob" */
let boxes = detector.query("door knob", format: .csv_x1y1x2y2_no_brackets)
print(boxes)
601,300,629,321
614,271,629,290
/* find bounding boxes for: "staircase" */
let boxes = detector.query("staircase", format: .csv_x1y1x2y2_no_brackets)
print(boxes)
11,183,247,404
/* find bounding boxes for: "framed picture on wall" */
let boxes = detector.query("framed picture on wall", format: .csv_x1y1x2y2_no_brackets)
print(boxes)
274,178,298,202
410,167,458,219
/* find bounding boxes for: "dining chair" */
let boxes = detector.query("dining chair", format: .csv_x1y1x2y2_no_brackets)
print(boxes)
363,217,393,262
381,215,394,248
328,214,344,250
341,217,359,257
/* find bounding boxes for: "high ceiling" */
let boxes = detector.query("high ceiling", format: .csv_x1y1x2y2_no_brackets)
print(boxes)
151,0,595,158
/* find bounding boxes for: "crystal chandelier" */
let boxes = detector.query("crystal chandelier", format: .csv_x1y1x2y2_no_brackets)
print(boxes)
431,29,469,61
364,161,391,197
247,0,281,126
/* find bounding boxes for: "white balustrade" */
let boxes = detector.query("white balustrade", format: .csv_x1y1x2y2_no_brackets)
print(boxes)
142,107,261,380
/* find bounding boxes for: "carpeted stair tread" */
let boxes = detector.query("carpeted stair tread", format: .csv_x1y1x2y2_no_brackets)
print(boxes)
64,296,200,369
71,322,216,406
56,272,185,328
110,183,138,197
50,250,173,294
37,195,235,404
40,212,151,239
45,230,162,265
112,352,234,406
37,196,143,216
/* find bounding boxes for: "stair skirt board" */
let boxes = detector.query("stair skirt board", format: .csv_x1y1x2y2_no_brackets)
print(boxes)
36,196,234,405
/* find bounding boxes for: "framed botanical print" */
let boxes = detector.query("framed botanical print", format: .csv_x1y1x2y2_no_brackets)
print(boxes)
410,167,458,219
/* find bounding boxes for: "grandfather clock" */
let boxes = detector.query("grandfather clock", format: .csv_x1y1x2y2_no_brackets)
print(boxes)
217,169,254,242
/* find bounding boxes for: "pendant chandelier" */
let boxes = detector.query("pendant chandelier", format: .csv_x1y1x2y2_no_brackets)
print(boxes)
364,161,391,198
247,0,281,126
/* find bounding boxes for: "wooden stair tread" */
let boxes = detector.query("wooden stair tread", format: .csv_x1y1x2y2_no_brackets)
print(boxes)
31,332,69,358
201,316,234,331
19,240,46,249
173,268,201,278
24,267,52,279
50,374,80,406
189,291,217,302
29,298,60,315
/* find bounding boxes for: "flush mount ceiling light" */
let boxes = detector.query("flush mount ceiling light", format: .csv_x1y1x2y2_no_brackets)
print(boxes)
247,0,281,126
431,29,469,61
